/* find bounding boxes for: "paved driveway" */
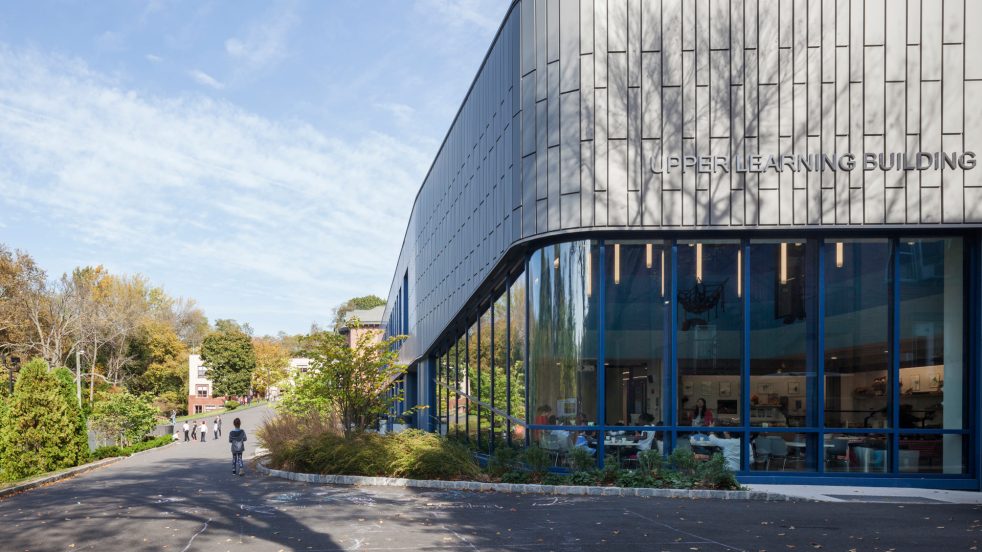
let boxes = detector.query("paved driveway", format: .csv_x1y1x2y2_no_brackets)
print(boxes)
0,405,978,551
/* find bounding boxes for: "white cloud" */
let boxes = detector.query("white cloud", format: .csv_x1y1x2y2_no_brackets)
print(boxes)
188,69,224,89
0,46,430,333
374,102,415,126
145,53,163,63
224,4,298,72
414,0,502,32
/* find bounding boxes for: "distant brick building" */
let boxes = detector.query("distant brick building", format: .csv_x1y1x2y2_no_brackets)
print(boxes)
337,306,385,347
187,354,310,414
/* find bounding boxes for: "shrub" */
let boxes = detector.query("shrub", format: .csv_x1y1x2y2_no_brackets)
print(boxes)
0,358,89,481
567,447,596,472
541,473,566,486
637,450,664,476
567,470,600,486
501,470,531,484
487,446,520,477
90,392,159,447
615,469,658,488
91,446,124,460
224,400,240,410
599,463,620,485
260,415,480,480
696,452,740,490
520,446,552,475
91,435,173,461
668,447,698,475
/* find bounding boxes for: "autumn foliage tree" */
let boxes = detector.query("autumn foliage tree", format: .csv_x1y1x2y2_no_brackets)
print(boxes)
252,337,290,400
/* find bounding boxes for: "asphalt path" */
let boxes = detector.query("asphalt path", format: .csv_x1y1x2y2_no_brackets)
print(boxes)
0,405,978,551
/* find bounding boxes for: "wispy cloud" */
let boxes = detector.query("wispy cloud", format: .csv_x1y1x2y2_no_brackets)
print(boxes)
0,45,430,332
224,3,298,73
188,68,224,89
414,0,502,32
145,53,163,63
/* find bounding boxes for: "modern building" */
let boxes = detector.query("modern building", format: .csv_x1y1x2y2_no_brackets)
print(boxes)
381,0,982,489
187,354,310,413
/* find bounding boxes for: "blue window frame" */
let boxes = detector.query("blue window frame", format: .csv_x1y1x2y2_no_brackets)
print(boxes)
429,233,978,488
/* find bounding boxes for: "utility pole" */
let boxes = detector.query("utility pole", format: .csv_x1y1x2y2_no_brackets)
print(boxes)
75,347,83,407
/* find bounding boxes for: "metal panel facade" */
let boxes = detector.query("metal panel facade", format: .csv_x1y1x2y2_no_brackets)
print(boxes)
384,0,982,364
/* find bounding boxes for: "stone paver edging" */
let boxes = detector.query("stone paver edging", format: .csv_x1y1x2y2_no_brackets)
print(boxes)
0,442,177,500
256,461,798,501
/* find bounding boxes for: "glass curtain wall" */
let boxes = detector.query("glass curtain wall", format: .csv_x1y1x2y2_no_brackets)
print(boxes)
898,237,966,474
528,240,600,465
492,291,509,449
823,239,891,473
676,240,743,428
477,308,492,452
749,240,817,472
431,234,973,482
509,272,528,448
604,240,668,464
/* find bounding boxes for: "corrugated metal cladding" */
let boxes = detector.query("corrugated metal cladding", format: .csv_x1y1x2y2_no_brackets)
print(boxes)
383,0,982,364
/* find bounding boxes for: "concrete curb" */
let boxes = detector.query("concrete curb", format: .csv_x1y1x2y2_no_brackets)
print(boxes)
0,457,123,499
255,461,798,502
0,441,177,500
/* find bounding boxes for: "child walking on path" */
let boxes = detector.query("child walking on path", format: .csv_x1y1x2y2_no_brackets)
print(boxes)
228,418,247,476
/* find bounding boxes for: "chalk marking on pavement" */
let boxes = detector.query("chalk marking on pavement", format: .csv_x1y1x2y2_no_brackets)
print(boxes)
427,511,479,552
180,517,211,552
531,497,559,507
625,510,745,552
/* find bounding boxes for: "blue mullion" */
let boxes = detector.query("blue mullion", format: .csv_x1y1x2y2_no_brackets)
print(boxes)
890,238,901,474
741,239,751,470
597,241,607,468
505,275,512,447
668,240,679,454
970,233,981,489
816,238,826,474
524,260,531,448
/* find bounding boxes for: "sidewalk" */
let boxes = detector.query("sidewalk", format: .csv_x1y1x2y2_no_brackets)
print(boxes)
746,484,982,504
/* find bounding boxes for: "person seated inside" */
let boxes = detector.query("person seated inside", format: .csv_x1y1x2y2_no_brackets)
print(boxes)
532,404,553,443
633,414,663,454
544,415,571,447
692,431,744,472
691,398,714,426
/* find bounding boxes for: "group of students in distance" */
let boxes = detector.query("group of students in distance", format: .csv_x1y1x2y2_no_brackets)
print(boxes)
176,416,248,475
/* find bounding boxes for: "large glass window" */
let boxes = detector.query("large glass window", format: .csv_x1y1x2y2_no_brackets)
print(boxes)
437,352,447,435
454,335,465,439
604,241,668,428
477,308,492,452
509,272,527,448
824,239,890,429
466,321,478,445
528,241,600,439
748,240,815,426
899,237,965,474
492,291,509,450
677,240,743,427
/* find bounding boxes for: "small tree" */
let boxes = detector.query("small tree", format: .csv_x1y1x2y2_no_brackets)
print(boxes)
200,321,255,398
252,337,290,399
89,391,159,447
281,325,406,438
0,358,89,480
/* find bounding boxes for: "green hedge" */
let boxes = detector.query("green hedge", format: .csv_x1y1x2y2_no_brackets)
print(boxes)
91,435,173,461
266,427,481,481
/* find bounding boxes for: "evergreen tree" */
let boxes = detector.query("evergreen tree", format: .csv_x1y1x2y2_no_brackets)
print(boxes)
201,323,255,398
0,358,89,481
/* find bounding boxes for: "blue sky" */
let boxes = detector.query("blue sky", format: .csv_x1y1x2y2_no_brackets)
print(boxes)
0,0,508,336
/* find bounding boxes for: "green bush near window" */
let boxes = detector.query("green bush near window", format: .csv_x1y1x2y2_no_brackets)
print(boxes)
224,400,240,410
259,414,481,481
259,414,739,490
